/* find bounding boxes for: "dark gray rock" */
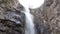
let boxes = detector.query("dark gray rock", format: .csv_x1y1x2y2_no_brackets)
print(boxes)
0,1,25,34
0,0,60,34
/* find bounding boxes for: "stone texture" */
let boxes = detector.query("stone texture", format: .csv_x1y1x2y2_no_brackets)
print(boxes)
0,0,25,34
31,0,60,34
0,0,60,34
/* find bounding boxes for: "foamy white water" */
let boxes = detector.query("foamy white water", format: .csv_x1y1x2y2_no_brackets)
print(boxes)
23,8,35,34
18,0,44,34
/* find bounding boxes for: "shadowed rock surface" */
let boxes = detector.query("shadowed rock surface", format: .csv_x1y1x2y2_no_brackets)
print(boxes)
31,0,60,34
0,0,25,34
0,0,60,34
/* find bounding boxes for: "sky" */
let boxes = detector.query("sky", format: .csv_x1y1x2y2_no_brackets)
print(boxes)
18,0,45,9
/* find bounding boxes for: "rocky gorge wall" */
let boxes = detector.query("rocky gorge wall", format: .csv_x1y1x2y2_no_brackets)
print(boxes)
31,0,60,34
0,0,60,34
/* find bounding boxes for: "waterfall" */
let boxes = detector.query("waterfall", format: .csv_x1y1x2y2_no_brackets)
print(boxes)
18,0,44,34
24,8,35,34
18,0,36,34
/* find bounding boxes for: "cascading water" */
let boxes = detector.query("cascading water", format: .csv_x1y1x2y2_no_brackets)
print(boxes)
18,0,44,34
24,8,35,34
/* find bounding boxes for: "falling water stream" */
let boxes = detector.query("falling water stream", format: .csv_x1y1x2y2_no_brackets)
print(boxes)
18,0,44,34
24,8,35,34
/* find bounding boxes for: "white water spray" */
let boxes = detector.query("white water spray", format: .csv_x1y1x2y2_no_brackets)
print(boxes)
18,0,44,34
24,8,35,34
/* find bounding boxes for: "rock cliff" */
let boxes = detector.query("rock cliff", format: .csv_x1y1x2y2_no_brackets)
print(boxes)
0,0,60,34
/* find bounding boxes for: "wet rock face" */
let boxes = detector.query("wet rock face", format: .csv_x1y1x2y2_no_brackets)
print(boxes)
0,19,25,34
4,8,25,24
0,9,25,34
0,2,25,34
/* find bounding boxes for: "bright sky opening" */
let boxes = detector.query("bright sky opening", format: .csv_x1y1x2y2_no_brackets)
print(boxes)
18,0,45,9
